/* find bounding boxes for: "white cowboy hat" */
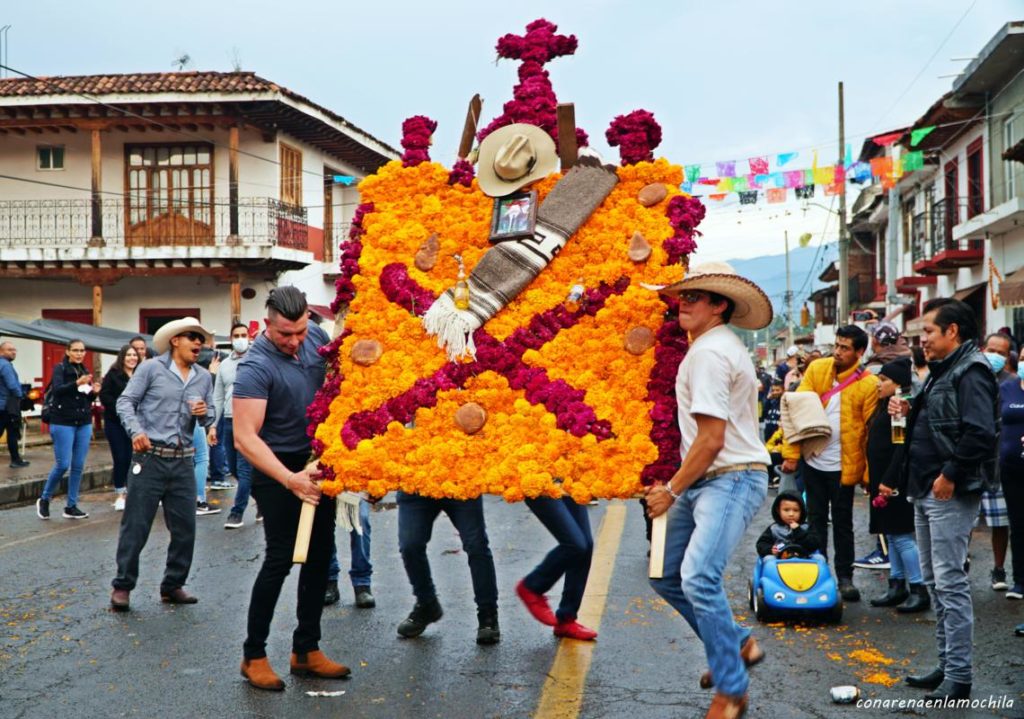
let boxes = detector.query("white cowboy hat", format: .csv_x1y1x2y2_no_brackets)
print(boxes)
477,123,558,198
153,316,213,354
643,261,774,330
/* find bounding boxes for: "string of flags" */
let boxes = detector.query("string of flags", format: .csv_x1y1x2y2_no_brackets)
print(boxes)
685,126,936,205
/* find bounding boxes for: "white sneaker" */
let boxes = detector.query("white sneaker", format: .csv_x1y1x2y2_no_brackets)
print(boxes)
196,501,221,516
114,495,126,512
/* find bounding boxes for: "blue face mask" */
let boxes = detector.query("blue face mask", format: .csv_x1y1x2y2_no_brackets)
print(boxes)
984,352,1007,374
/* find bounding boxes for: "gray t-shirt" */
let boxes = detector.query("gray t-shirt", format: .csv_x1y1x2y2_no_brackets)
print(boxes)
232,323,329,455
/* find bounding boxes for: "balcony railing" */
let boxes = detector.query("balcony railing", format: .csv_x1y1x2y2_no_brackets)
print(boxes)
0,198,309,251
911,198,982,263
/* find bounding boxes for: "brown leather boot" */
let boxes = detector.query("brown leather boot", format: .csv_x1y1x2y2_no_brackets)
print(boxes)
699,636,765,689
705,692,748,719
290,650,352,679
240,657,285,691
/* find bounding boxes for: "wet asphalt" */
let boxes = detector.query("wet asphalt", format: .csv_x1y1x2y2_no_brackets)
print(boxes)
1,486,1022,719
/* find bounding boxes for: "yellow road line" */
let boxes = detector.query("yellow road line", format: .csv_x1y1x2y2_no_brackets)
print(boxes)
534,500,627,719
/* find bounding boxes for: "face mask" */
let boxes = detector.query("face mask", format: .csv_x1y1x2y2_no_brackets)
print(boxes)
984,352,1007,374
232,337,250,354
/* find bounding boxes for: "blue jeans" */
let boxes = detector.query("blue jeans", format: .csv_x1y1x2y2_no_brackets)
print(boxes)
42,423,93,508
915,492,981,684
222,418,254,514
523,496,594,622
192,423,207,501
650,470,768,697
397,492,498,610
328,500,373,587
103,418,132,493
208,416,229,483
886,532,923,584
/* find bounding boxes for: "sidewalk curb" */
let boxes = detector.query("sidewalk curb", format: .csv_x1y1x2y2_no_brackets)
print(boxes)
0,464,114,509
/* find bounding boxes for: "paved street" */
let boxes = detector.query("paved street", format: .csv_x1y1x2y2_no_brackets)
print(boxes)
1,487,1022,719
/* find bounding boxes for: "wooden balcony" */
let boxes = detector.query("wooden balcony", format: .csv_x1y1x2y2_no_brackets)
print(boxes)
895,275,937,294
0,197,315,281
911,198,983,276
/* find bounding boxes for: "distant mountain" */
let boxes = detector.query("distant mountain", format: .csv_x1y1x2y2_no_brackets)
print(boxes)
726,243,837,313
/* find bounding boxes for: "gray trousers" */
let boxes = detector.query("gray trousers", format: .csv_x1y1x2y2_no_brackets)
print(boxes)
914,492,981,684
112,453,196,593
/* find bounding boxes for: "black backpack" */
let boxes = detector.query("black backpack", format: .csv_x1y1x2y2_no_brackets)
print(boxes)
40,381,54,424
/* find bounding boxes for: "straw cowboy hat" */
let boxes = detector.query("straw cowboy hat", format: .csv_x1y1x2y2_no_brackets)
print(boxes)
644,261,774,330
477,123,559,198
153,316,213,354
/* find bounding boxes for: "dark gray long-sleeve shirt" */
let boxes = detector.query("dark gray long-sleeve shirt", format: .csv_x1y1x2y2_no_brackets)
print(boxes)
117,352,214,447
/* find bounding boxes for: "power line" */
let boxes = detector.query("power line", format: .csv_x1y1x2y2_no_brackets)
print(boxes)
869,0,978,134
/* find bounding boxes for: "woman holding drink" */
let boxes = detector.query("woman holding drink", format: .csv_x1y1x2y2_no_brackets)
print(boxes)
871,359,929,613
36,339,100,520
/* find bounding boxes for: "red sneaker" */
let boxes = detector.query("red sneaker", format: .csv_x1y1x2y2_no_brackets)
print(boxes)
516,579,556,626
553,619,597,641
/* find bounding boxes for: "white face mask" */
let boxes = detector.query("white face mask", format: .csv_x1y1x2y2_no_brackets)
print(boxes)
232,337,250,354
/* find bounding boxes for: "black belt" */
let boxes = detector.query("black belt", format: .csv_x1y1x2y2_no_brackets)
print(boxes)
146,445,195,458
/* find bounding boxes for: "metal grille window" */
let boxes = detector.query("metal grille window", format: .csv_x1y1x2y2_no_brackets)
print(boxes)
966,138,984,219
1006,115,1019,200
280,142,303,208
125,144,213,226
37,145,65,170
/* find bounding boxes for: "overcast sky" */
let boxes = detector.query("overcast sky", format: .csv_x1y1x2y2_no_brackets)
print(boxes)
2,0,1019,271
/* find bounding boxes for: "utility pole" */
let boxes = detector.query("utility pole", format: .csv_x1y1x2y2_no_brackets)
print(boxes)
837,81,850,324
785,230,794,347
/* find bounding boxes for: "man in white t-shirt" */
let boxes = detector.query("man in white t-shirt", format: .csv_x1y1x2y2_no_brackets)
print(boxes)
645,262,773,719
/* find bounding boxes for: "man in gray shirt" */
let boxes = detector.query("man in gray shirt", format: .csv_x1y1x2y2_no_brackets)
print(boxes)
110,317,215,612
216,323,255,529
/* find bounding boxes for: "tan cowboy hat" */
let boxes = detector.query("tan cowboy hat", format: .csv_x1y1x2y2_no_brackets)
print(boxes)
477,123,558,197
643,261,774,330
153,316,213,354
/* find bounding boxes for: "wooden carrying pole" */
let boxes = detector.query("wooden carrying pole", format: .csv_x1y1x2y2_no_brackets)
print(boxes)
292,502,316,563
648,513,668,579
291,461,322,563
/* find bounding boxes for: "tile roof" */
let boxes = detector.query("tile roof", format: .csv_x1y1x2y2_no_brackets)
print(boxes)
0,71,280,97
0,70,400,164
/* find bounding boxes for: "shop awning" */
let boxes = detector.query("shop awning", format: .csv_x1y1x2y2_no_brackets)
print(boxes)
952,283,985,302
999,267,1024,307
0,318,153,354
0,319,231,354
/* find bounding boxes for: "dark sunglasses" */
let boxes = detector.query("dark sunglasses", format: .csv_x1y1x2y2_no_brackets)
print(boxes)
679,291,709,305
177,332,206,343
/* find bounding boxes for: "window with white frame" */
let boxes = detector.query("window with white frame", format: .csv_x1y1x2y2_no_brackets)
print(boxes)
37,145,65,170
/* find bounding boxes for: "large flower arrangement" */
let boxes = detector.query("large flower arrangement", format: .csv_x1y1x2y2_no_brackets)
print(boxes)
309,20,705,503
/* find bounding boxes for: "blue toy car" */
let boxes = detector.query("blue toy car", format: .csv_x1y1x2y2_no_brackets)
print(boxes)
747,548,843,623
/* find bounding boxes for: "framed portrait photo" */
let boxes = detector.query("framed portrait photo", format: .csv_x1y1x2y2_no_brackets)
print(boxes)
489,190,538,243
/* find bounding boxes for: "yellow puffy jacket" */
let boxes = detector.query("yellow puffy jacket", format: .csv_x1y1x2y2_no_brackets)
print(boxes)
781,357,879,486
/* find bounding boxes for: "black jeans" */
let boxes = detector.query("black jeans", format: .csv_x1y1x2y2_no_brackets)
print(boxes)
1002,465,1024,587
243,452,336,660
802,461,855,581
397,492,498,611
103,418,132,491
2,412,22,462
112,453,195,592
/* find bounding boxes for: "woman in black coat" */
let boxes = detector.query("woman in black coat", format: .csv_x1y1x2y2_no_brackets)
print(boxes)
100,344,140,511
867,358,929,612
36,339,99,520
